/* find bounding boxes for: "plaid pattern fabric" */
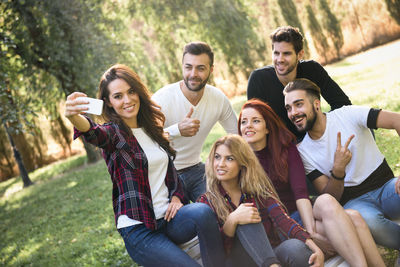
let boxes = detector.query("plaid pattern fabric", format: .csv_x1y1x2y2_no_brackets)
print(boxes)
198,184,310,252
74,118,184,230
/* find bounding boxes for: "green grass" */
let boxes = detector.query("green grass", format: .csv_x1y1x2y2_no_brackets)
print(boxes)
0,157,133,266
1,40,400,266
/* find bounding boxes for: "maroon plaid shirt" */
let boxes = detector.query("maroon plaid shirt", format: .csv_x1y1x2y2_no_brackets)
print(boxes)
74,118,184,230
198,184,310,253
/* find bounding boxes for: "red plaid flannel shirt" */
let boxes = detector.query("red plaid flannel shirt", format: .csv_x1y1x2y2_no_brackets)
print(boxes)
198,184,310,253
74,118,184,230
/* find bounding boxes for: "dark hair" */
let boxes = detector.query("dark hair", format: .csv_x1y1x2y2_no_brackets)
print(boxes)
270,26,304,54
238,99,296,182
182,41,214,66
283,78,321,101
98,64,176,158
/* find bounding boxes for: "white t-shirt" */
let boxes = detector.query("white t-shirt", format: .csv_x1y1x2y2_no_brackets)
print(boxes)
117,128,169,229
298,105,384,187
152,82,237,170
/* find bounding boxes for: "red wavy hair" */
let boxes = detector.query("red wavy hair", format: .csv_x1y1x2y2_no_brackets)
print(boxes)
238,99,296,182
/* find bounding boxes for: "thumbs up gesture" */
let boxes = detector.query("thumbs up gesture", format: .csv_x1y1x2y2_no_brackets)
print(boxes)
178,107,200,137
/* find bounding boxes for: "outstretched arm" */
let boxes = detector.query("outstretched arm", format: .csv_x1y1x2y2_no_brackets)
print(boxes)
64,92,91,132
376,110,400,195
376,110,400,136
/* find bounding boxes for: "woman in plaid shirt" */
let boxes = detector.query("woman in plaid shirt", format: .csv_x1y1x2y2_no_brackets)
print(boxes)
198,134,324,267
64,64,225,267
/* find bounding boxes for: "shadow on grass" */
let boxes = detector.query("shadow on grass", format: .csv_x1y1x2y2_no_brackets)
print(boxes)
0,178,22,199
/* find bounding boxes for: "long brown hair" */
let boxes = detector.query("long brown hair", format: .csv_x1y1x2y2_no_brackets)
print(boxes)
97,64,175,158
238,99,296,182
204,134,282,223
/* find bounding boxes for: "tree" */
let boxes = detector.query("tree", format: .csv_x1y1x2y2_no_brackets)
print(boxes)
384,0,400,25
3,122,33,187
0,30,35,185
275,0,310,57
1,0,122,164
127,0,265,90
305,3,329,63
318,0,344,58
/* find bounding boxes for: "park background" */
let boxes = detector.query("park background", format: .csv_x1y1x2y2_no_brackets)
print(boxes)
1,0,400,266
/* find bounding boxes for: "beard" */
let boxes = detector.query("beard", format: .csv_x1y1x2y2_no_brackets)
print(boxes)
274,56,298,76
293,106,317,133
183,74,210,92
277,62,297,76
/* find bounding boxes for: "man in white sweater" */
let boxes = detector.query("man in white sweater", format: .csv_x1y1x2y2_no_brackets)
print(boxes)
152,42,237,202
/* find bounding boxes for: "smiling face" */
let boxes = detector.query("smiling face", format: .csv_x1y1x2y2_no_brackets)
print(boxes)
240,108,269,151
272,41,303,77
213,144,240,186
107,78,140,128
284,89,318,133
182,53,213,92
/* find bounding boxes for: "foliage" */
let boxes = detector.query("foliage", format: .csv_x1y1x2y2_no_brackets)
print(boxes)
384,0,400,25
305,3,330,63
1,0,120,96
127,0,265,90
318,0,344,58
274,0,310,57
1,0,124,165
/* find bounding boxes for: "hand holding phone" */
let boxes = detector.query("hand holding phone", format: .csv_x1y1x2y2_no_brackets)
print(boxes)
76,97,104,115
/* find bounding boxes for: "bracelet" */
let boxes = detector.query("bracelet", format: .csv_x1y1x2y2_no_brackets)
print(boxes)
330,170,345,180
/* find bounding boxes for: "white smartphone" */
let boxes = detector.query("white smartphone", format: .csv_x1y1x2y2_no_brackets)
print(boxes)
76,97,104,115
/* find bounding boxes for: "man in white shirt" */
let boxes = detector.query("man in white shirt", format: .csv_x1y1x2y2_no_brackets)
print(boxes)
283,78,400,250
152,42,237,202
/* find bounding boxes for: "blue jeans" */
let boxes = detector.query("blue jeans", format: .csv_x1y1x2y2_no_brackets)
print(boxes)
274,239,312,267
178,163,206,202
227,223,280,267
343,178,400,249
118,203,225,267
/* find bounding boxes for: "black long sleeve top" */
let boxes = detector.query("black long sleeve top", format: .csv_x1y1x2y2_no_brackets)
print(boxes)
247,60,352,140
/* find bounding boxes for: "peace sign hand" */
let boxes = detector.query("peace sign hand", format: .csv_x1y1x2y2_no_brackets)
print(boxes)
332,132,354,178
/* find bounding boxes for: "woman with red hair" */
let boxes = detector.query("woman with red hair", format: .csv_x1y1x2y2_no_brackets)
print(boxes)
239,99,384,267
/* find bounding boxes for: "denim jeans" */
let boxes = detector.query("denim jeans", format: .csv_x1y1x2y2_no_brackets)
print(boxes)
274,239,312,267
178,162,206,202
226,223,311,267
343,178,400,249
118,203,225,267
227,223,280,267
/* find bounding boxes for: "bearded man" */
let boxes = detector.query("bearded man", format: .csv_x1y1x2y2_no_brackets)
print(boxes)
152,41,237,202
247,26,351,141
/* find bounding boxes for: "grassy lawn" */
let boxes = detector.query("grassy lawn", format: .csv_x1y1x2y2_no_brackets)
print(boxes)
1,40,400,266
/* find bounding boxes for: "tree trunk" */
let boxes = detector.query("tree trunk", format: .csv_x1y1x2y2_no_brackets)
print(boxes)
3,123,33,187
82,138,102,163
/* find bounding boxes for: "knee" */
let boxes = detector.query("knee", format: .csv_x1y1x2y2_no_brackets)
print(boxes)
314,193,341,216
185,202,216,222
276,239,311,267
345,209,368,229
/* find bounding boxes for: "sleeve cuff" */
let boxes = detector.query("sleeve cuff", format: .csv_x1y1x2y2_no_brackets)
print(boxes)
73,115,96,140
165,124,181,138
307,169,324,182
367,108,381,129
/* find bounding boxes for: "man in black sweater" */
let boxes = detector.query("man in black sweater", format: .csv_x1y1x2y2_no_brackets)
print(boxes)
247,26,351,140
